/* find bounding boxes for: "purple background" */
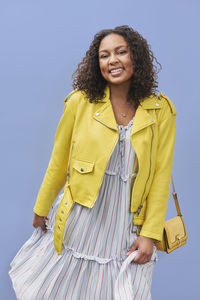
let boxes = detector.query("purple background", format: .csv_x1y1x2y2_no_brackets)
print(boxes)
1,0,199,299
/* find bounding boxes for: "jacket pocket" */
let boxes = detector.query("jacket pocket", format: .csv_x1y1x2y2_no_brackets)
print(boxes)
72,159,94,174
70,159,95,207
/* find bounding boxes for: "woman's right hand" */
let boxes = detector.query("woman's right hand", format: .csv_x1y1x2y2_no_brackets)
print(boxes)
33,213,49,232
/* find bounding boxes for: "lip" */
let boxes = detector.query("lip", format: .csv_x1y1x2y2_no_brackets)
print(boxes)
109,68,125,78
109,67,124,73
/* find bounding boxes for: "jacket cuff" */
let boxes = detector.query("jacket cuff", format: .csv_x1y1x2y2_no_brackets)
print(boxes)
139,229,162,241
33,205,50,217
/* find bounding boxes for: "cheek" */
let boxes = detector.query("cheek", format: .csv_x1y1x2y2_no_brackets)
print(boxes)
99,61,107,77
130,65,134,76
127,62,134,76
126,56,134,75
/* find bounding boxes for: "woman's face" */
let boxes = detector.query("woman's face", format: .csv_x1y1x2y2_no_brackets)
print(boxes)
98,33,134,87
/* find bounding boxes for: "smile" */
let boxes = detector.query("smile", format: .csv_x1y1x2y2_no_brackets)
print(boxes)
110,68,124,74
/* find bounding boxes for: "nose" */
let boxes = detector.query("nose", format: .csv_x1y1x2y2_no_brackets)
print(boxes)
108,53,119,65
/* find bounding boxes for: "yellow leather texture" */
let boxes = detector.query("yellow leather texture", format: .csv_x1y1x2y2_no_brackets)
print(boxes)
72,159,94,174
54,184,74,254
33,85,176,254
155,216,187,253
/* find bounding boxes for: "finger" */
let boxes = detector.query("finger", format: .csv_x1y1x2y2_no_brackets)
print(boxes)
142,258,151,264
133,252,145,264
126,243,138,256
34,221,47,232
134,255,151,264
145,256,152,263
133,255,140,263
33,220,40,228
40,220,48,232
40,224,47,233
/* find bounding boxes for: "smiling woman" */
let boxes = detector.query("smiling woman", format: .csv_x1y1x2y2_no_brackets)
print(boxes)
72,25,160,107
98,34,134,86
9,25,176,300
98,34,135,124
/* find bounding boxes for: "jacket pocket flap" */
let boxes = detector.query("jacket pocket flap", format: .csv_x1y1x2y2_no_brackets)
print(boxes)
73,159,94,174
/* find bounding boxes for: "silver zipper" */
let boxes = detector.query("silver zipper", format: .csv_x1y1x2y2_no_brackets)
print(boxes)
93,117,118,131
66,142,74,182
130,152,138,194
136,125,154,216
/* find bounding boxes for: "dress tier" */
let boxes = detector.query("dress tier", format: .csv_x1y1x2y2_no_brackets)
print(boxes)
9,118,157,300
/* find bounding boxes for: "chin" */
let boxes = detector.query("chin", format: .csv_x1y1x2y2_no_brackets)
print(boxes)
108,78,131,86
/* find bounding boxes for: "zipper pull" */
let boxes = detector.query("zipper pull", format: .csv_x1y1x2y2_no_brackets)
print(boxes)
137,204,143,216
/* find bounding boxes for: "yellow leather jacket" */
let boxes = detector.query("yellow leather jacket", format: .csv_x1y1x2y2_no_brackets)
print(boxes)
34,85,176,254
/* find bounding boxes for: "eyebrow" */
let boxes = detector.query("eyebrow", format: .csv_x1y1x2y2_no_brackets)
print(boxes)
99,45,128,53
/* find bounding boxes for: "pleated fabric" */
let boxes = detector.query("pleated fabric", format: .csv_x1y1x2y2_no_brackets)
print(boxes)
9,118,157,300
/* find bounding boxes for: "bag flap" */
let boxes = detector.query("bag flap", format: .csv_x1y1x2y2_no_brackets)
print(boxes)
164,216,187,249
73,159,94,174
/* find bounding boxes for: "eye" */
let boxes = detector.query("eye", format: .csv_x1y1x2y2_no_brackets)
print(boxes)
118,50,127,55
99,54,108,59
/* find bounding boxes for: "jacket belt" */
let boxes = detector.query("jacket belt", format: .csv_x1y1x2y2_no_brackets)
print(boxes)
54,184,74,254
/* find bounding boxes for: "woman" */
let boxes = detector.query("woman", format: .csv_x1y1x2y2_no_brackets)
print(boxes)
9,25,176,299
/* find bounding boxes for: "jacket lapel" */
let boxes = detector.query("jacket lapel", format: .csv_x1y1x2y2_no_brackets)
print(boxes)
131,105,155,135
131,96,161,135
93,85,118,131
93,86,161,134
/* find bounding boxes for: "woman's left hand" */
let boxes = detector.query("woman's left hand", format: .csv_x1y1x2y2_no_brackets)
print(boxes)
126,236,154,264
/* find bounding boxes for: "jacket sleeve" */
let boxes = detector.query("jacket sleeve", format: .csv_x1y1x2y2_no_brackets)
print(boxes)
33,92,78,216
140,95,177,240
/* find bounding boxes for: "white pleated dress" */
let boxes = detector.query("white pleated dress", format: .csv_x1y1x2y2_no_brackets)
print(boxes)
9,118,157,300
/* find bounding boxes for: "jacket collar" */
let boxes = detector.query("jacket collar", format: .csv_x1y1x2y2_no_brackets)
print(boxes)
93,100,118,131
131,94,161,134
93,85,161,134
131,105,155,135
98,85,161,108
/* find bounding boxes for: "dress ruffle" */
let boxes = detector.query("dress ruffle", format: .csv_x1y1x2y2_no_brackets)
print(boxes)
10,226,157,300
9,118,157,300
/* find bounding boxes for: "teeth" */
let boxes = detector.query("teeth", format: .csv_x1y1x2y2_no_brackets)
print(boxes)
110,68,123,74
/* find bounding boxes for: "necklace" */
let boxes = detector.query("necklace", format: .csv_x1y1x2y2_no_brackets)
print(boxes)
110,94,133,119
121,113,128,118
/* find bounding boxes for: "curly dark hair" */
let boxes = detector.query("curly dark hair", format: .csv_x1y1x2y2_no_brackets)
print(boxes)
72,25,161,105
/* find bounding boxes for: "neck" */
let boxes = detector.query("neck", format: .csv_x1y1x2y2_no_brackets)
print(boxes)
109,82,130,103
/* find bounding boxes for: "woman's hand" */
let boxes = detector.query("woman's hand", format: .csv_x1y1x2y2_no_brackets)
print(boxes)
32,213,49,233
126,236,154,264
